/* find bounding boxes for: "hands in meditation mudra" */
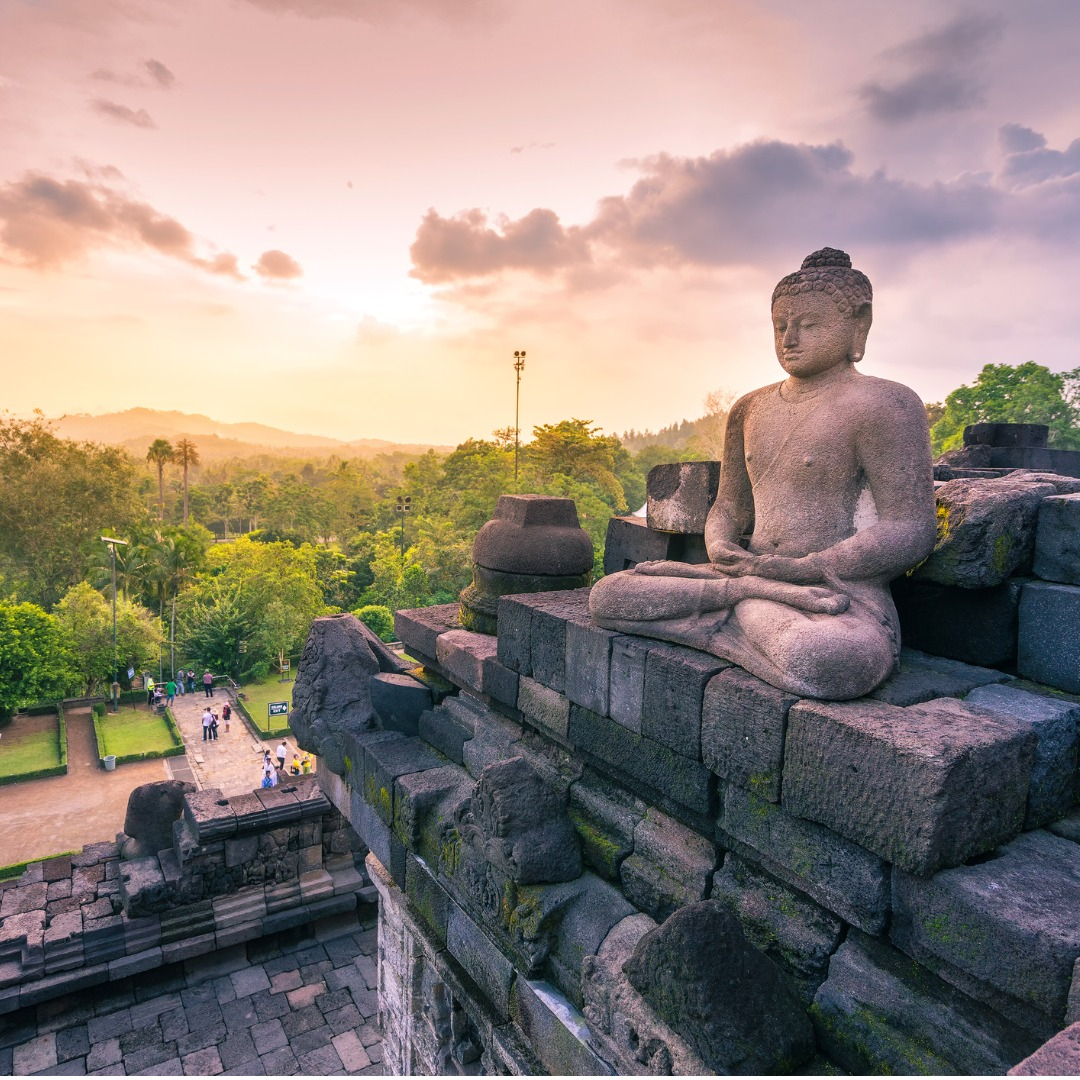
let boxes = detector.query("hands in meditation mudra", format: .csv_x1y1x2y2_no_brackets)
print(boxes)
589,248,937,700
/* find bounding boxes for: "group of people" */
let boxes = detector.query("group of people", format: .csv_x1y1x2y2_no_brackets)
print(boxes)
145,669,216,709
201,701,232,741
261,740,312,787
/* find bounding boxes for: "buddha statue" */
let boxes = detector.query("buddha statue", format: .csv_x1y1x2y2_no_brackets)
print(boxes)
589,248,936,700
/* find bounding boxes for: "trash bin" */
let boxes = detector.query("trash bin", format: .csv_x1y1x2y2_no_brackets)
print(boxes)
103,755,116,771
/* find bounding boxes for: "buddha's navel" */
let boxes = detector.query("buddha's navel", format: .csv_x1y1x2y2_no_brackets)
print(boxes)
803,457,813,467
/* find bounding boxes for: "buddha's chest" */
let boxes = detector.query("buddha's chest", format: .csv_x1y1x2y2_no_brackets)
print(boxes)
743,404,860,491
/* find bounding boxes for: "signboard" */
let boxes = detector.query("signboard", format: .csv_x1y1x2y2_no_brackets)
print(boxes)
281,659,291,671
127,667,135,680
268,701,289,718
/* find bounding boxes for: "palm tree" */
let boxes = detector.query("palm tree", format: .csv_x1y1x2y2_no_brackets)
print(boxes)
146,439,174,521
174,438,200,526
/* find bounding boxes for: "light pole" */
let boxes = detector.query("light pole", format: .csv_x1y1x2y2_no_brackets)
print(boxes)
101,537,129,713
513,350,526,482
395,495,411,566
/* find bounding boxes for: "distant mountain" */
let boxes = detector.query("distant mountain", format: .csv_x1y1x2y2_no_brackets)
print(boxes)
50,408,450,459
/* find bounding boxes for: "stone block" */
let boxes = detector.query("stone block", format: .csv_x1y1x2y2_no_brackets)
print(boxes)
869,647,1011,706
915,478,1057,588
712,856,844,1002
511,978,613,1076
517,676,571,739
620,808,716,923
642,643,728,760
607,636,649,733
436,629,497,692
702,668,796,801
891,575,1023,666
1018,581,1080,693
108,946,162,980
1010,1023,1080,1076
567,770,646,881
461,707,521,781
419,698,475,765
224,835,259,869
783,697,1035,874
446,904,514,1018
892,829,1080,1036
392,764,471,865
405,854,450,944
966,683,1079,828
495,595,534,675
183,789,237,843
564,621,616,716
528,589,592,693
813,930,1040,1075
481,653,519,708
394,602,460,660
368,672,433,737
161,932,216,965
602,515,711,576
568,704,715,822
646,461,721,534
18,962,109,1007
1034,493,1080,586
363,736,445,826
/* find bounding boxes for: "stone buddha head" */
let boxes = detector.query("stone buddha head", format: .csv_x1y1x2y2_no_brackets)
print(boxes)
771,248,873,380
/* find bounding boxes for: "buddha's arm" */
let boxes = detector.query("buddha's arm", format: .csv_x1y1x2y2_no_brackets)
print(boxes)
704,396,754,559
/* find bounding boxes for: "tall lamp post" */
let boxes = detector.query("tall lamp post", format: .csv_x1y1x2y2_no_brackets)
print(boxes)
395,495,411,566
101,537,129,713
513,350,526,482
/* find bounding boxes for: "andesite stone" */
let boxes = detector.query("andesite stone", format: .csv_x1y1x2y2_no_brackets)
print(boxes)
646,461,721,535
1018,580,1080,693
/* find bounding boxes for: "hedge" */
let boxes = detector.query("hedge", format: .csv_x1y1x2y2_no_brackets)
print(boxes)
92,706,186,767
233,695,291,741
0,848,79,882
0,705,68,785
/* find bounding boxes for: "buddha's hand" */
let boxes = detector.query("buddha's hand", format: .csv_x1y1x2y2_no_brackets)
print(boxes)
711,549,843,589
632,560,729,578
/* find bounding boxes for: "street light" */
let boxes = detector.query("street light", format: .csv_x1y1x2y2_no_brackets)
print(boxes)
513,350,526,482
395,495,411,565
101,537,129,713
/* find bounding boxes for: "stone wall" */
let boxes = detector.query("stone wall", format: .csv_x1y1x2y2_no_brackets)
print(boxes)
0,778,372,1018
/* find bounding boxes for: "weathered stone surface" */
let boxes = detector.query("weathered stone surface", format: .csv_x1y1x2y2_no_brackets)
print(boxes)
369,672,433,737
516,676,570,740
1051,807,1080,844
564,621,616,716
1010,1022,1080,1076
1018,581,1080,693
435,629,495,692
394,602,460,661
915,477,1057,588
568,704,715,822
891,575,1023,666
118,781,196,860
511,978,613,1076
404,853,450,944
602,515,710,577
966,422,1049,448
364,737,446,827
567,770,645,881
783,697,1035,874
965,683,1079,828
1034,493,1080,586
813,930,1040,1075
446,904,514,1018
642,643,728,760
460,705,521,781
869,647,1010,706
460,756,581,885
182,789,237,844
528,589,592,693
892,829,1080,1036
418,698,475,765
480,654,518,708
712,856,844,1002
620,809,716,923
393,765,472,863
607,636,649,733
646,461,721,534
625,900,814,1074
719,784,890,933
471,495,594,576
117,857,170,917
702,668,796,800
495,594,535,676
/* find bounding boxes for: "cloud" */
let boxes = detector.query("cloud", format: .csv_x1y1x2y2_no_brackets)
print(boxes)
253,249,303,279
239,0,496,24
410,138,1001,283
91,99,157,129
0,170,241,276
410,207,590,282
510,142,555,155
858,13,1002,123
998,126,1080,189
143,59,176,88
999,124,1047,154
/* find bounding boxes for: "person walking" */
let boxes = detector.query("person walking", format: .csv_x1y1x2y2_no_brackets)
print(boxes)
203,670,214,698
275,740,288,771
210,711,219,740
202,707,213,742
175,670,185,697
165,678,176,707
187,670,196,694
222,702,231,734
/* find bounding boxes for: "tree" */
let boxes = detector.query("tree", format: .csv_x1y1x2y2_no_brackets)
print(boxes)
0,413,142,608
174,439,200,526
54,582,161,695
931,363,1080,455
359,536,432,612
0,600,77,721
146,438,175,521
691,388,735,461
354,605,395,642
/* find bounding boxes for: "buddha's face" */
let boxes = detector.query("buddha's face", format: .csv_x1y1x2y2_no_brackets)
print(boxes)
772,291,869,379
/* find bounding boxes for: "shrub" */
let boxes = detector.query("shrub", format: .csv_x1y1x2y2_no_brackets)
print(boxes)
354,604,395,642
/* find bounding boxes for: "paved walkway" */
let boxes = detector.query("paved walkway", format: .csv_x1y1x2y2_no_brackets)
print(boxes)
0,708,166,867
0,908,386,1076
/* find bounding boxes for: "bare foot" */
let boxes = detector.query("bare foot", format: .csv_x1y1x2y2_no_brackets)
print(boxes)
634,560,727,579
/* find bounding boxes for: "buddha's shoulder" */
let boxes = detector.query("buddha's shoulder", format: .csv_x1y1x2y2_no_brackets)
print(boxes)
844,373,926,412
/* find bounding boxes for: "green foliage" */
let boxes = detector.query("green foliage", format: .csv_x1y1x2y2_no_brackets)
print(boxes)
359,537,432,612
0,413,142,608
931,363,1080,455
0,708,66,785
93,706,184,763
54,582,162,695
0,600,78,721
355,604,395,642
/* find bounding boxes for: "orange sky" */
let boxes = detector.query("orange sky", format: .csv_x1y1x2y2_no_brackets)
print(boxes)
2,0,1079,444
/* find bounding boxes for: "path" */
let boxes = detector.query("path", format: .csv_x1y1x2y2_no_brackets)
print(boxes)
0,708,166,867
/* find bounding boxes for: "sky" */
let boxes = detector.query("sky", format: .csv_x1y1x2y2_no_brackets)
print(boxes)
2,0,1080,445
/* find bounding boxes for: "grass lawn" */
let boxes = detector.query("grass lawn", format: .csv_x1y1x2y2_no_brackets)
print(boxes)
0,720,62,782
97,710,179,758
239,673,295,735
